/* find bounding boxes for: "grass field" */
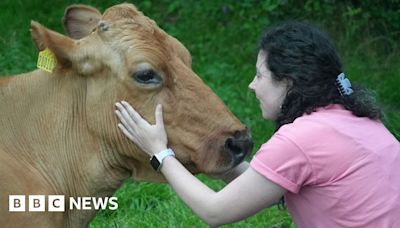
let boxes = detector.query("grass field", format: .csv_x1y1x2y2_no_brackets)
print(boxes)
1,0,399,227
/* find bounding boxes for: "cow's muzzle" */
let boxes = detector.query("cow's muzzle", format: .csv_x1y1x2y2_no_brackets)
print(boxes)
224,129,253,166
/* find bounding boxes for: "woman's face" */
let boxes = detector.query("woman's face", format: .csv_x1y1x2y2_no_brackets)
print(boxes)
249,51,290,120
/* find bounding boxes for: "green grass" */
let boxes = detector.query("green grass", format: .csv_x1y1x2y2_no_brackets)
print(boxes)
90,178,292,228
1,1,399,227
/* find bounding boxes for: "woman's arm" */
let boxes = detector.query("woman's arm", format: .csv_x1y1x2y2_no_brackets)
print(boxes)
115,101,286,227
161,156,285,227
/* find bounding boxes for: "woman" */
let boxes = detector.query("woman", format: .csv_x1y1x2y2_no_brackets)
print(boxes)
115,22,400,227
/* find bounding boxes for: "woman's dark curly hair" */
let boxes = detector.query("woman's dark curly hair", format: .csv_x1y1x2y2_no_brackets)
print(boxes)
259,21,383,130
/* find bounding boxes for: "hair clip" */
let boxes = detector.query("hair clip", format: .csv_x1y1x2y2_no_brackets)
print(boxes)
336,73,353,96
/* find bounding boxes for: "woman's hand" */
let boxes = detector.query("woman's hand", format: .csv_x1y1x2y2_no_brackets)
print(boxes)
115,101,168,157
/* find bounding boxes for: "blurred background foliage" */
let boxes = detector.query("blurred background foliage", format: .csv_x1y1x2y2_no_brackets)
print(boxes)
1,0,399,227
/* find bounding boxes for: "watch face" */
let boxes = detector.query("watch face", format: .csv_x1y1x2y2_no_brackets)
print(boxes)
150,156,161,171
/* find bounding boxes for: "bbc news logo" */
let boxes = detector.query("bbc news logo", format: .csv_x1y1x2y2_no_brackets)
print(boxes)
9,195,118,212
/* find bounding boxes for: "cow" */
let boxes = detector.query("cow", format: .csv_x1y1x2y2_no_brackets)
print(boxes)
0,3,252,228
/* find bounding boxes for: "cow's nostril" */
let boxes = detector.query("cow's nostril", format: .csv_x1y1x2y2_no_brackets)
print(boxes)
225,138,242,156
224,131,253,165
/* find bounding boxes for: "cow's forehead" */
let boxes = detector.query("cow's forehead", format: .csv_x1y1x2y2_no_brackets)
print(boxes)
96,4,190,72
101,4,156,33
99,5,164,51
102,4,140,18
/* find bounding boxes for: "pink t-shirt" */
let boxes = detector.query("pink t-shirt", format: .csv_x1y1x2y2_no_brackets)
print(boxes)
250,104,400,228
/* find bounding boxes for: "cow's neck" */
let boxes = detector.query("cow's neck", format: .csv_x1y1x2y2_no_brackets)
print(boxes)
1,70,133,227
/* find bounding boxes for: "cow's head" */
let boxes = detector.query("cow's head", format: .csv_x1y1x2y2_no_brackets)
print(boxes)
30,3,252,181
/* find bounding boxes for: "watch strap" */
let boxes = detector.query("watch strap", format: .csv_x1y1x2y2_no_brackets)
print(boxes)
150,148,175,171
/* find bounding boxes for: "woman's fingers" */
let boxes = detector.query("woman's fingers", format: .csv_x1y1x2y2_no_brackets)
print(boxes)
121,101,150,127
117,123,136,142
115,102,153,140
155,104,164,129
116,103,138,132
115,110,135,134
115,101,168,156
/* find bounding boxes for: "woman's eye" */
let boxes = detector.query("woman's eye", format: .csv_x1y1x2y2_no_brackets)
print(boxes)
132,69,162,85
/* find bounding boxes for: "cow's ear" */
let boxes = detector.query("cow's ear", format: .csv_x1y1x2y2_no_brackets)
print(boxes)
63,5,101,39
31,21,74,68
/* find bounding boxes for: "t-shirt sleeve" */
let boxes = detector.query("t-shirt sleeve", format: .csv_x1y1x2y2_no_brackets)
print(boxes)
250,132,313,194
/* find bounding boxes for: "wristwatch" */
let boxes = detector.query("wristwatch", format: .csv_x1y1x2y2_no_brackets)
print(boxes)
150,148,175,172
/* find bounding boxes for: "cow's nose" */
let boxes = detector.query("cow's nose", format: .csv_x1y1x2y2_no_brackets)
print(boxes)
224,130,253,166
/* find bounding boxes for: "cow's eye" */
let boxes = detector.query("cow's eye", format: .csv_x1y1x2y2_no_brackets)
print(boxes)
132,69,162,85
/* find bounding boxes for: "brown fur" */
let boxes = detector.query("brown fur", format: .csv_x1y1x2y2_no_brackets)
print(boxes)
0,4,248,227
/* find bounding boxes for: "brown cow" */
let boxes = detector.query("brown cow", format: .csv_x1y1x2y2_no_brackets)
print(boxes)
0,3,252,228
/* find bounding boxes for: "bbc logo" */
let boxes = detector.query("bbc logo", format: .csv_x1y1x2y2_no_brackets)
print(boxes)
9,195,118,212
9,195,64,212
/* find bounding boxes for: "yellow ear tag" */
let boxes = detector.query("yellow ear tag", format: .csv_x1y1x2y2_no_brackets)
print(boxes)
37,48,57,73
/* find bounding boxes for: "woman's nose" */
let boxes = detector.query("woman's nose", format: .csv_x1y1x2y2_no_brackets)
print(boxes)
248,78,255,91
